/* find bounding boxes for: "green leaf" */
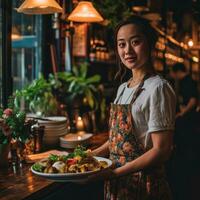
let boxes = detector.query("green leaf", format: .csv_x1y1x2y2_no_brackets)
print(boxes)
32,163,43,172
86,75,101,84
48,154,59,162
79,63,88,78
72,66,79,77
68,80,77,92
85,89,94,108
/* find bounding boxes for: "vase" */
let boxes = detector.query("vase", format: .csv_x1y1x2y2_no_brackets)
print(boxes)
0,143,10,168
10,139,26,165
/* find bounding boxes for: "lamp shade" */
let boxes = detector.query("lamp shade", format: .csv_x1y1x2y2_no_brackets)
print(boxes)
17,0,63,15
68,1,103,22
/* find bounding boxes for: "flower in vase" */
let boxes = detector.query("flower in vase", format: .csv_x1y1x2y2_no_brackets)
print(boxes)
0,105,29,144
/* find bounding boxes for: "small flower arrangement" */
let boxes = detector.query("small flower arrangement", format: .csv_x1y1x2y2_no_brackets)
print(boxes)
0,97,29,144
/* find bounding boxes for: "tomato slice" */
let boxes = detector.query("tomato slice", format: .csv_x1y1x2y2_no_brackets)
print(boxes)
67,158,77,165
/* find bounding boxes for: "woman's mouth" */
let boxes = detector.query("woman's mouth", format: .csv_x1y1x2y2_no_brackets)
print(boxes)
125,57,137,63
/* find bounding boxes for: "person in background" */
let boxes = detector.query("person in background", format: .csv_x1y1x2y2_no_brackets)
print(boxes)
170,63,198,153
90,16,176,200
169,63,199,200
171,63,198,118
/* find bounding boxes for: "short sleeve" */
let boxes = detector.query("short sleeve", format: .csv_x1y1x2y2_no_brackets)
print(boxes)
148,82,176,133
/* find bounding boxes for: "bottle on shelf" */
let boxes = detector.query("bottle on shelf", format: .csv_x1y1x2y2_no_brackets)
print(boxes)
95,39,101,61
89,39,96,62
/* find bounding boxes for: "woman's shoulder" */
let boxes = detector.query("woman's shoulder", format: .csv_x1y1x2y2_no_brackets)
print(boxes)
145,74,171,89
144,75,175,99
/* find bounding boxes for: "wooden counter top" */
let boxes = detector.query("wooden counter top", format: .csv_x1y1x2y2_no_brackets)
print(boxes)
0,132,108,200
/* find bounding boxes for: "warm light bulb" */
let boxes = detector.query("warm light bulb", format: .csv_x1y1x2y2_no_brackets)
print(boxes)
188,39,194,47
76,116,84,131
78,136,82,140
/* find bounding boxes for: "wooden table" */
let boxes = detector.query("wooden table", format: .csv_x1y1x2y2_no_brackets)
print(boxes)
0,132,108,200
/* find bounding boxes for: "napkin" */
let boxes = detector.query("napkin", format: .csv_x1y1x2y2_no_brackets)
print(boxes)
26,150,68,163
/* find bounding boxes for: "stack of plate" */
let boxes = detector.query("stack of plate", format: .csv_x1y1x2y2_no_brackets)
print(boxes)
60,132,93,149
37,116,68,146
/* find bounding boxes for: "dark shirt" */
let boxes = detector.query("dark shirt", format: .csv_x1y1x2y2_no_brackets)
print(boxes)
178,74,198,110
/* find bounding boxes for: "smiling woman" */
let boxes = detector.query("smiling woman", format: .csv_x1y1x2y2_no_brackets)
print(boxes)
91,16,176,200
117,24,150,72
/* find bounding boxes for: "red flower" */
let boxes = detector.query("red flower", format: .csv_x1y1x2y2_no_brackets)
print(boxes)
3,108,13,116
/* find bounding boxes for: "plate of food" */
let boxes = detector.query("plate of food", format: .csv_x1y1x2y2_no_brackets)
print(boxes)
31,146,112,182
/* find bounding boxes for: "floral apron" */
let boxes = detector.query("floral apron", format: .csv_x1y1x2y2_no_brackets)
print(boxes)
104,75,172,200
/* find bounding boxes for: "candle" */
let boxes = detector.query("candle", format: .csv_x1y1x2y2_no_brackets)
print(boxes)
76,116,84,131
77,136,82,141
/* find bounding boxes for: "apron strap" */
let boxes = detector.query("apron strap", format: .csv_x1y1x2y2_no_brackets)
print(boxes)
130,74,150,105
115,85,126,104
128,74,151,155
115,75,151,104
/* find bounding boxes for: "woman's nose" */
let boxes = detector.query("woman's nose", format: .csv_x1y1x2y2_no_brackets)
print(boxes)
125,43,135,54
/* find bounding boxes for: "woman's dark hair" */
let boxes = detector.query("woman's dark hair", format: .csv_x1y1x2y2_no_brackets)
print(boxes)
114,15,158,82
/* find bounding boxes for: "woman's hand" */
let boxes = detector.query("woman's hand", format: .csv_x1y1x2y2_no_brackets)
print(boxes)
75,168,116,185
91,141,109,157
89,168,116,182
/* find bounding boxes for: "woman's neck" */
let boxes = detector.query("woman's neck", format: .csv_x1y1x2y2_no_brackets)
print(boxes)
131,67,146,81
131,63,154,80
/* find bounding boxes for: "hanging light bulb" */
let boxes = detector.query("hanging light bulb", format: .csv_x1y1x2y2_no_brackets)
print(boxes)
17,0,63,15
188,39,194,47
68,1,103,22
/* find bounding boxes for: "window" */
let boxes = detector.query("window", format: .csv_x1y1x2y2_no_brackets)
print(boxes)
11,0,42,91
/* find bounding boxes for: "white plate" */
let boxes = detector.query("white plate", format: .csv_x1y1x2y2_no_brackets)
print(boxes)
38,116,67,124
44,126,67,131
31,156,112,182
44,129,68,136
60,133,93,142
59,133,93,149
42,123,67,128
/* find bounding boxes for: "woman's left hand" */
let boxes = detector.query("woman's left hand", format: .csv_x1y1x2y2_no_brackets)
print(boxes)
88,168,116,182
75,168,116,185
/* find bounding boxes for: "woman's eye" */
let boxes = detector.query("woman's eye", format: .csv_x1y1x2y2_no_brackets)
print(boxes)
131,40,140,46
118,42,125,48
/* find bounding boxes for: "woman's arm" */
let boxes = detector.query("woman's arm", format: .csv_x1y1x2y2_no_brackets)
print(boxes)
113,131,173,177
92,140,109,157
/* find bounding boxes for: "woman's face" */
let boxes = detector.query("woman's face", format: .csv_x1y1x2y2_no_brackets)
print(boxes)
117,24,150,70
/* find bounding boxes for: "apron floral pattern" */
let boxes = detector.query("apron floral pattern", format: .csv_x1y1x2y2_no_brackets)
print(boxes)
104,76,172,200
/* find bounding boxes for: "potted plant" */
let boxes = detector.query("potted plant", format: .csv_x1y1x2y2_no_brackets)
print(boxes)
50,63,104,109
14,75,58,116
49,63,106,132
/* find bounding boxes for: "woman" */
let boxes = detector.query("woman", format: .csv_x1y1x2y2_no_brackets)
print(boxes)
91,16,176,200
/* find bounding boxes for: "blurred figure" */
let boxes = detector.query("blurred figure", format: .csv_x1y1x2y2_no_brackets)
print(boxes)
170,63,198,118
169,63,199,200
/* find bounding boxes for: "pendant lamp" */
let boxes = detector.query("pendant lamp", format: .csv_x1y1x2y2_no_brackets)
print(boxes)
68,1,103,22
17,0,63,15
